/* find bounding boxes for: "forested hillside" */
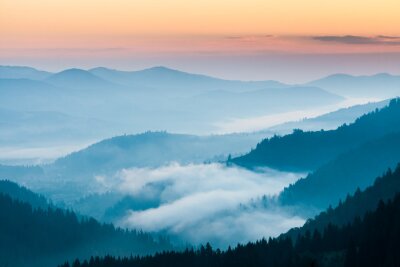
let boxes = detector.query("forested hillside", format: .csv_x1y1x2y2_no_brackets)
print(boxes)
232,98,400,171
0,180,49,209
0,187,173,267
59,190,400,267
278,132,400,209
284,163,400,239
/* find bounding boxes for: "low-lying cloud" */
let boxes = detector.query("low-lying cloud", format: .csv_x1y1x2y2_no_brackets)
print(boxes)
213,98,375,133
105,163,305,248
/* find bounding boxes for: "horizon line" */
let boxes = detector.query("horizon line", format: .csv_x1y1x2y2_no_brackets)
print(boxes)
1,64,399,85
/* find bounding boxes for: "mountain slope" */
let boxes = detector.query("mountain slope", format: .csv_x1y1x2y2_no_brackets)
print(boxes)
0,65,52,80
0,185,172,267
0,78,77,112
232,98,400,171
0,131,268,203
1,66,344,136
0,78,58,92
89,66,289,93
278,132,400,210
0,108,118,147
284,163,400,239
0,164,45,182
61,191,400,267
0,180,49,209
90,67,343,109
50,131,266,175
182,86,343,118
0,130,277,205
308,73,400,98
268,99,390,134
45,68,122,90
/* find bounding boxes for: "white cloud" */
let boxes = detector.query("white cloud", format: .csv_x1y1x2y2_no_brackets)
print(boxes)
106,163,305,247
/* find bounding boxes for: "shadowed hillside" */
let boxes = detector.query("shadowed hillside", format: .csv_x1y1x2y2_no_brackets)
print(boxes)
232,98,400,171
278,132,400,210
59,183,400,267
0,182,173,267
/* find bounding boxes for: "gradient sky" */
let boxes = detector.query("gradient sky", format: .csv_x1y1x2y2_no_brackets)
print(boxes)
1,0,400,82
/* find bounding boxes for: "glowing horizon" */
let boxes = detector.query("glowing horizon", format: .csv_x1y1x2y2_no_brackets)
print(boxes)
1,0,400,82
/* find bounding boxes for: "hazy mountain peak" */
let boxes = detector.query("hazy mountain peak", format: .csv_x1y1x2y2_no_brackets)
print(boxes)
324,73,354,79
51,68,97,77
135,65,208,78
0,65,41,71
371,72,395,78
0,65,52,80
308,72,400,98
146,66,174,71
88,66,120,73
45,68,119,89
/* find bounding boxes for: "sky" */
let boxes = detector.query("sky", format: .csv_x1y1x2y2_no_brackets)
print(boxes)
1,0,400,82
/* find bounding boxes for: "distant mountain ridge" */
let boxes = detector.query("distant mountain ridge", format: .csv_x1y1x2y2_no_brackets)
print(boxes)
0,108,117,146
308,72,400,98
2,65,399,93
45,68,123,90
89,66,290,93
0,65,344,136
0,66,52,80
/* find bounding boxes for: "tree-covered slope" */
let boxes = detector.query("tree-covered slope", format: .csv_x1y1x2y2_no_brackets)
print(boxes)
278,132,400,209
0,188,172,267
0,180,49,209
232,98,400,171
284,163,400,239
59,190,400,267
50,131,264,176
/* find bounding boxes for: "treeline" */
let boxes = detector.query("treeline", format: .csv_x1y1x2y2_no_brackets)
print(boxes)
285,164,400,239
0,179,49,209
61,169,400,267
231,98,400,171
0,191,173,267
279,132,400,209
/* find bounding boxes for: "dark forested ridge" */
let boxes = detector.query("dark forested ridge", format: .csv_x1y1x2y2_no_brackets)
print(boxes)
0,187,173,267
0,179,49,209
284,164,400,239
278,132,400,209
231,98,400,171
59,190,400,267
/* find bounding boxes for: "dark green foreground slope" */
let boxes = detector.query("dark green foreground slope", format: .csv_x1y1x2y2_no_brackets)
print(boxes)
0,181,172,267
60,165,400,267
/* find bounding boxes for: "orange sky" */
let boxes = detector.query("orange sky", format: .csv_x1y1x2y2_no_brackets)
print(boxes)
1,0,400,37
1,0,400,82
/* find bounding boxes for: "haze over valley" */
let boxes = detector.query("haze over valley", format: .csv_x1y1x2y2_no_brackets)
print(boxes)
0,65,390,164
1,64,399,253
2,1,400,265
